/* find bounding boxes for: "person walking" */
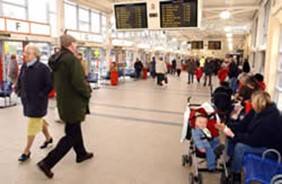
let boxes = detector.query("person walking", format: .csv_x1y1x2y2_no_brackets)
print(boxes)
134,58,143,79
37,35,93,179
176,56,182,77
203,58,214,86
186,58,197,84
8,54,19,85
150,57,156,78
156,56,168,86
17,43,53,162
242,59,250,73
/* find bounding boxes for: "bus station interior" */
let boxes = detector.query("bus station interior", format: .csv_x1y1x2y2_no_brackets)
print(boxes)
0,0,282,183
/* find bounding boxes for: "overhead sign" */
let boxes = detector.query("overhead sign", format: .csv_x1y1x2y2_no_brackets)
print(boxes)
208,41,222,50
114,3,148,29
160,0,198,28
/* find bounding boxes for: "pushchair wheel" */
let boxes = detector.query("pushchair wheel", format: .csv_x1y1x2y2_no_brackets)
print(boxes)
182,155,189,166
220,171,232,184
189,173,202,184
188,156,192,166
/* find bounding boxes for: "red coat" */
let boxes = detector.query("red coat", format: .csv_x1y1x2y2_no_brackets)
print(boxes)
257,81,266,91
195,67,203,79
218,68,229,83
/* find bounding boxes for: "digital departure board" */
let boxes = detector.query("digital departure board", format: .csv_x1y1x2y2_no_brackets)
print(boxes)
208,41,222,50
191,41,203,49
160,0,198,28
114,3,148,29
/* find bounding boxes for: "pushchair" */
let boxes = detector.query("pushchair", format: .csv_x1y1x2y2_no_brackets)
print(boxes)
181,97,231,184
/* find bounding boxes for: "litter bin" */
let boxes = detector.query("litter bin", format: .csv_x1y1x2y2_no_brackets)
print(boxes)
111,70,118,85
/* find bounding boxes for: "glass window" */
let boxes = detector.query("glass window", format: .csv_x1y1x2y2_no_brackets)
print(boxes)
50,13,57,36
3,0,25,6
262,0,271,45
91,12,100,33
28,0,48,23
48,0,56,13
64,3,77,29
78,8,90,32
101,15,106,34
3,3,26,20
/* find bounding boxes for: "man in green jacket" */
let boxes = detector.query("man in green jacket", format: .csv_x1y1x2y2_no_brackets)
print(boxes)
37,35,93,179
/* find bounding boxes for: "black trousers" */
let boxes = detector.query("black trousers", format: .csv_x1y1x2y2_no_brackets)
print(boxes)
204,74,212,86
176,69,181,77
157,73,167,85
42,122,87,169
188,72,194,83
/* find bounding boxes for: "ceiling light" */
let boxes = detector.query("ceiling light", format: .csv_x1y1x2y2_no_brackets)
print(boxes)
220,11,231,20
227,38,233,42
226,33,233,38
224,26,231,32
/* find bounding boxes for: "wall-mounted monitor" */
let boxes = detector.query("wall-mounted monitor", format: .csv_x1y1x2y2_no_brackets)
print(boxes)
160,0,198,28
208,41,221,50
114,3,148,30
191,41,203,49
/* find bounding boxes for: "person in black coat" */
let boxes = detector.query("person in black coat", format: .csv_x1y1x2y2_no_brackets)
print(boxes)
203,58,214,86
134,58,143,79
228,60,240,93
17,43,53,162
217,91,282,182
242,59,250,73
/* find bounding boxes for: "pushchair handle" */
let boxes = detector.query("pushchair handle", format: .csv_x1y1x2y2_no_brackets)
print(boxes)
271,174,282,184
262,149,281,163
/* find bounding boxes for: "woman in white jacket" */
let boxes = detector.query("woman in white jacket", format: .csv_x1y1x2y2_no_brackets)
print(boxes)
156,57,168,86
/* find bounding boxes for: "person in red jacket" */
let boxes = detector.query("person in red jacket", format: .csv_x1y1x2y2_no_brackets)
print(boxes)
254,73,266,91
218,65,229,83
195,67,203,83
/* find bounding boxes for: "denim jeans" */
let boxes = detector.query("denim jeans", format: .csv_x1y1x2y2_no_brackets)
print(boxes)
231,143,266,173
204,137,221,170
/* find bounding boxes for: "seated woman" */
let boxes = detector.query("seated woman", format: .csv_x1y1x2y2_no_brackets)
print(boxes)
217,91,282,182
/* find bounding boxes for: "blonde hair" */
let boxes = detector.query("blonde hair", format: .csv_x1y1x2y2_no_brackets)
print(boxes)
25,43,41,58
251,90,272,112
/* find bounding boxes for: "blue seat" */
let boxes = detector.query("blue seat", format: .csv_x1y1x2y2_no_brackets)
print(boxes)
87,72,98,83
0,81,15,108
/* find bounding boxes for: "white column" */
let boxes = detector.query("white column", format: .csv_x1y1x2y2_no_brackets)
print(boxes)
56,0,65,44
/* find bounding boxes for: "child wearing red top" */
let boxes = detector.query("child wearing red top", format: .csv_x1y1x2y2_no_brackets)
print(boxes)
254,73,266,91
195,67,203,83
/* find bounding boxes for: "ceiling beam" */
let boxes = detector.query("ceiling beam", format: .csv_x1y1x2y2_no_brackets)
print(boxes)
204,5,260,11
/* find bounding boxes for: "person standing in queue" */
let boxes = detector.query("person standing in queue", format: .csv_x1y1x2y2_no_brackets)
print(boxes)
17,43,53,162
37,35,93,179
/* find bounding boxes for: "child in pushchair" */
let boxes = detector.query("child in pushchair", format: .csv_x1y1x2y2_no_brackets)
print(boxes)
181,98,230,184
191,110,225,171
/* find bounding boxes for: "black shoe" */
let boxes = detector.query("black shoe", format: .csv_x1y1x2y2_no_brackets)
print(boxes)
76,152,94,163
37,161,54,179
18,152,31,162
40,138,53,149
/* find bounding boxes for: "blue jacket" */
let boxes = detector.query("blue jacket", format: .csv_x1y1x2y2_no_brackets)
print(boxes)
192,127,210,150
17,60,52,117
232,104,282,153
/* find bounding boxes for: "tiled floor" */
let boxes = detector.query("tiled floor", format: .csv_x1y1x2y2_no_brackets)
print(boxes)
0,74,222,184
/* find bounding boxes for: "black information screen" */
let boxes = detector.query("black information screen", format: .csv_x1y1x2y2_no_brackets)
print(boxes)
160,0,198,28
191,41,203,49
208,41,222,50
114,3,148,29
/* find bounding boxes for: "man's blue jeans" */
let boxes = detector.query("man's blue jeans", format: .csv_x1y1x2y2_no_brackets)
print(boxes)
204,138,221,170
231,143,266,173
